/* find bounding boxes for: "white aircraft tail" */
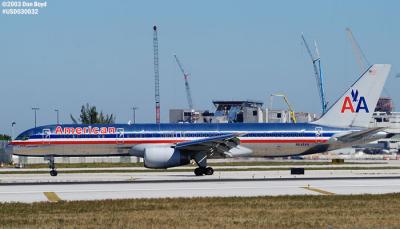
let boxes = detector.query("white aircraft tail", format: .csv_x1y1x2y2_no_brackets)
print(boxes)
313,64,391,128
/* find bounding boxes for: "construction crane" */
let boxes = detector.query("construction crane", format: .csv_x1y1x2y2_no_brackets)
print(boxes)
173,54,194,110
270,94,297,123
153,25,160,124
301,33,328,114
345,27,370,74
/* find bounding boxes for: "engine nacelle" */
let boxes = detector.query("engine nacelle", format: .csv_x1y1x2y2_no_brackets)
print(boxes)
144,147,190,169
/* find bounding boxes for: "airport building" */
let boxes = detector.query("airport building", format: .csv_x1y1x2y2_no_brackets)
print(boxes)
266,110,317,123
170,100,316,124
170,100,265,123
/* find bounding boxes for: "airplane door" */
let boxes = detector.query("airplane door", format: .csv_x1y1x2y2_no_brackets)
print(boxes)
116,128,125,144
175,131,183,142
315,127,323,143
42,129,51,144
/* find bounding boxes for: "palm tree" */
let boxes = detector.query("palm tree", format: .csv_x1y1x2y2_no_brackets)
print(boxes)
70,103,115,124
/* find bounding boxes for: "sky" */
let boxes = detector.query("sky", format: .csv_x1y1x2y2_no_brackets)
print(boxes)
1,0,399,136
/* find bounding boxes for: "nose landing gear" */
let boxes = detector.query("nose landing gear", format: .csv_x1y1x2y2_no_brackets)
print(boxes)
45,156,58,176
50,169,58,177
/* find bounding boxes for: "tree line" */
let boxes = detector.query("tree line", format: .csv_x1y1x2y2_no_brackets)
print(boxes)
71,103,115,124
0,134,11,141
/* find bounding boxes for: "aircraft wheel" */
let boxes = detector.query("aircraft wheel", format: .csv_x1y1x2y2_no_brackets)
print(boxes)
194,168,204,176
205,167,214,175
50,170,58,177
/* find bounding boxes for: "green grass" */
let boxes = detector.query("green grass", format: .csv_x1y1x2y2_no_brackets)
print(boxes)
1,194,400,228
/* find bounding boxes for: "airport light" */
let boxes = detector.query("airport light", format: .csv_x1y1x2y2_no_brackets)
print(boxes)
54,109,60,124
32,107,40,128
11,122,16,140
131,106,139,124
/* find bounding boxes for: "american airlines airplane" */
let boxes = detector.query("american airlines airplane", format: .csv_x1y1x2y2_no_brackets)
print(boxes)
11,64,392,176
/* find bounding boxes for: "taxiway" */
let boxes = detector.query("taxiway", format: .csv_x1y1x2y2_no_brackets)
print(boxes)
1,169,400,203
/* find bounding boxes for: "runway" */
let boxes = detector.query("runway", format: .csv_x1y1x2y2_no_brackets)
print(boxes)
1,170,400,203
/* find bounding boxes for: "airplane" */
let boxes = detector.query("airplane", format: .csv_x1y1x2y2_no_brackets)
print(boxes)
10,64,392,176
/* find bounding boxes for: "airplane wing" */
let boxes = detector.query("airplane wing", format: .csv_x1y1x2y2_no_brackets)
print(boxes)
174,133,251,157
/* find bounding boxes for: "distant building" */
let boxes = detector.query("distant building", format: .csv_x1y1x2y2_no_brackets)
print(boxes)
212,100,264,123
375,97,394,113
266,109,317,123
169,100,317,124
266,109,290,123
169,109,214,123
370,112,400,128
294,112,318,123
170,100,264,123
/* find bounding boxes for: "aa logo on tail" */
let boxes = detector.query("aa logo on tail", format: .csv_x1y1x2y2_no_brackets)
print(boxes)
341,89,369,113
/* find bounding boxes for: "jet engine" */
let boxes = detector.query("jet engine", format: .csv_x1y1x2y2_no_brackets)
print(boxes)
143,147,190,169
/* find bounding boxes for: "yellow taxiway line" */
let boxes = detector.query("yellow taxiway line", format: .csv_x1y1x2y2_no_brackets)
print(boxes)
302,186,335,195
43,192,62,202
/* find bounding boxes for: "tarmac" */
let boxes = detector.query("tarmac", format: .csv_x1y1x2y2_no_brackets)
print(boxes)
1,169,400,203
2,159,399,172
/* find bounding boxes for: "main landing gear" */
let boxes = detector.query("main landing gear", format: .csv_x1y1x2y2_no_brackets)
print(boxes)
194,167,214,176
45,156,58,176
193,152,214,176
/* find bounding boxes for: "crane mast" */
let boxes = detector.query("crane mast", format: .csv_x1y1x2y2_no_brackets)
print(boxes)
153,26,160,124
173,54,194,110
345,27,370,74
301,34,327,114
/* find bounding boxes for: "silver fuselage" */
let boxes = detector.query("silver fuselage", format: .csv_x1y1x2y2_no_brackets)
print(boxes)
10,123,358,158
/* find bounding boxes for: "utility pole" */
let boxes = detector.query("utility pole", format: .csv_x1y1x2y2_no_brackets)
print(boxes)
131,106,138,124
54,109,59,125
32,107,40,128
153,25,160,124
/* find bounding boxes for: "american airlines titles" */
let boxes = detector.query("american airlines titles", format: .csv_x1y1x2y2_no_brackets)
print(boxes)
55,126,116,135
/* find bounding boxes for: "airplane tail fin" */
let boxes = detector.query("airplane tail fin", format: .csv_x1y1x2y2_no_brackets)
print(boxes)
313,64,391,128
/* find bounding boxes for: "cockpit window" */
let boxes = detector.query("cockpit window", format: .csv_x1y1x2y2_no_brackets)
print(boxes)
15,129,35,141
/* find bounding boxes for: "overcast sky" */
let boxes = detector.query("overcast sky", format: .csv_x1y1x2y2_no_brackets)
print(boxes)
1,0,399,135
